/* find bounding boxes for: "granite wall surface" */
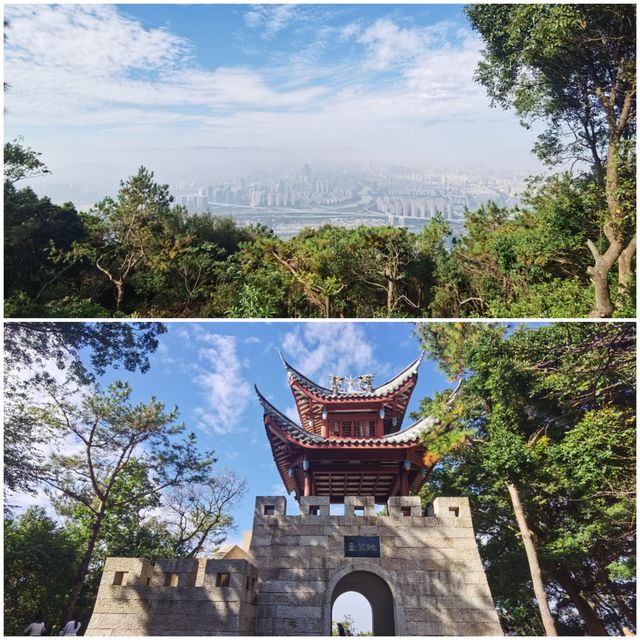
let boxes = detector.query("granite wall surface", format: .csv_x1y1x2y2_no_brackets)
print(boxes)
86,495,502,636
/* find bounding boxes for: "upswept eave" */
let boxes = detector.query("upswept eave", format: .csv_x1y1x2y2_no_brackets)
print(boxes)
279,352,424,400
255,386,436,448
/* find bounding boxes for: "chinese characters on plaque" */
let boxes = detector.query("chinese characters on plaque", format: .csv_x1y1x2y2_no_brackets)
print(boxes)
344,536,381,558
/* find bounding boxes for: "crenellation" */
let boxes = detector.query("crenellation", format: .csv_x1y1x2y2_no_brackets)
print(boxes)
87,495,502,636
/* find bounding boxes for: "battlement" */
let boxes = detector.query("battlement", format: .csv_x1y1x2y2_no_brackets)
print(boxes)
87,495,501,636
255,495,472,522
86,557,258,636
98,556,257,591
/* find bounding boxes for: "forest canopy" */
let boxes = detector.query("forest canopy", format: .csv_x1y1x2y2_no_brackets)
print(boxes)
416,322,636,635
3,4,636,318
3,160,635,319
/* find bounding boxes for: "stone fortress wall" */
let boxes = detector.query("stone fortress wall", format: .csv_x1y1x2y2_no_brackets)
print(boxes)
85,554,257,636
86,495,502,636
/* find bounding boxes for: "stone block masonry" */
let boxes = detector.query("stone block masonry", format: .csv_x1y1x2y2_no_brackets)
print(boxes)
86,557,257,636
252,495,502,636
86,495,502,636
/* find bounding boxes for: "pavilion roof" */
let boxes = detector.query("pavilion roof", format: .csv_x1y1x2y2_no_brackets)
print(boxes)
281,353,424,435
280,352,424,400
256,386,435,498
255,385,436,448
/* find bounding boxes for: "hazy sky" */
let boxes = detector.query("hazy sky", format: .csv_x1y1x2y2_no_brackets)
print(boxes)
5,4,541,189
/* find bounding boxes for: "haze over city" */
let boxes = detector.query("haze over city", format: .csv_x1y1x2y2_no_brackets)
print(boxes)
5,3,542,209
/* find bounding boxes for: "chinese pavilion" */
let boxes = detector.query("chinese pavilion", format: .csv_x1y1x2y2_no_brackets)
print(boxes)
256,353,436,503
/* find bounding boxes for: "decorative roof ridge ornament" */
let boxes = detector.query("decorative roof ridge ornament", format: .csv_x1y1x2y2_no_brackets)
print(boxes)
279,351,424,397
328,372,375,394
328,375,344,394
358,373,374,392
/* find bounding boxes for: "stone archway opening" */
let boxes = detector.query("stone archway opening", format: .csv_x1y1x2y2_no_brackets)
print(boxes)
330,571,395,636
332,591,372,636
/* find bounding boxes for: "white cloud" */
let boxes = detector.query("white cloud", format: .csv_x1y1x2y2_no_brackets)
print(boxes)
4,6,538,180
245,5,297,39
358,19,425,70
6,486,56,517
403,31,484,106
192,334,252,435
5,5,189,76
284,405,299,422
281,323,392,388
4,4,324,129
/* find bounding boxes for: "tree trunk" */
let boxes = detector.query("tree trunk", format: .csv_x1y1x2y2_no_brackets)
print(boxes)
586,137,627,318
603,577,636,630
65,511,105,622
505,481,558,636
552,568,609,636
115,281,125,312
387,282,394,314
616,234,636,306
587,231,621,318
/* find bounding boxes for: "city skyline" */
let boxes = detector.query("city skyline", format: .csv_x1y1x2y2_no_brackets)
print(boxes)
5,4,542,196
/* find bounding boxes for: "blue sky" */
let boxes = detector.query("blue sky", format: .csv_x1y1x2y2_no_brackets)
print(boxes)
4,4,540,189
96,321,454,538
16,321,454,541
13,319,535,631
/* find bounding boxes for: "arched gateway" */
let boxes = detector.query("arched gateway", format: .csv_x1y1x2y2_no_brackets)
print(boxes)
327,569,397,636
86,356,503,636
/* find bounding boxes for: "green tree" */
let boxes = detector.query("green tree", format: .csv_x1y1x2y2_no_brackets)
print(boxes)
30,376,214,620
4,322,166,495
4,187,86,305
348,226,422,316
3,139,93,314
428,176,601,319
417,322,635,635
76,167,179,312
4,321,166,380
4,137,51,187
466,4,636,317
135,215,261,316
4,508,83,635
268,226,349,317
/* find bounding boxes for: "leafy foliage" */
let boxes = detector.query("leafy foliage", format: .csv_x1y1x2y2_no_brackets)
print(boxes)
416,323,636,635
5,168,634,318
465,4,636,317
4,137,51,186
3,144,635,318
4,322,166,495
4,508,84,636
4,334,246,628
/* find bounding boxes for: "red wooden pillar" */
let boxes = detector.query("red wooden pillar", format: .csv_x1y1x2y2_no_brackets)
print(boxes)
303,459,312,496
321,409,329,438
400,459,410,496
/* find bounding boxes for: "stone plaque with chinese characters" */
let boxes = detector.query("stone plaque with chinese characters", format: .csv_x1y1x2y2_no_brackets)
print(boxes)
344,535,381,558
